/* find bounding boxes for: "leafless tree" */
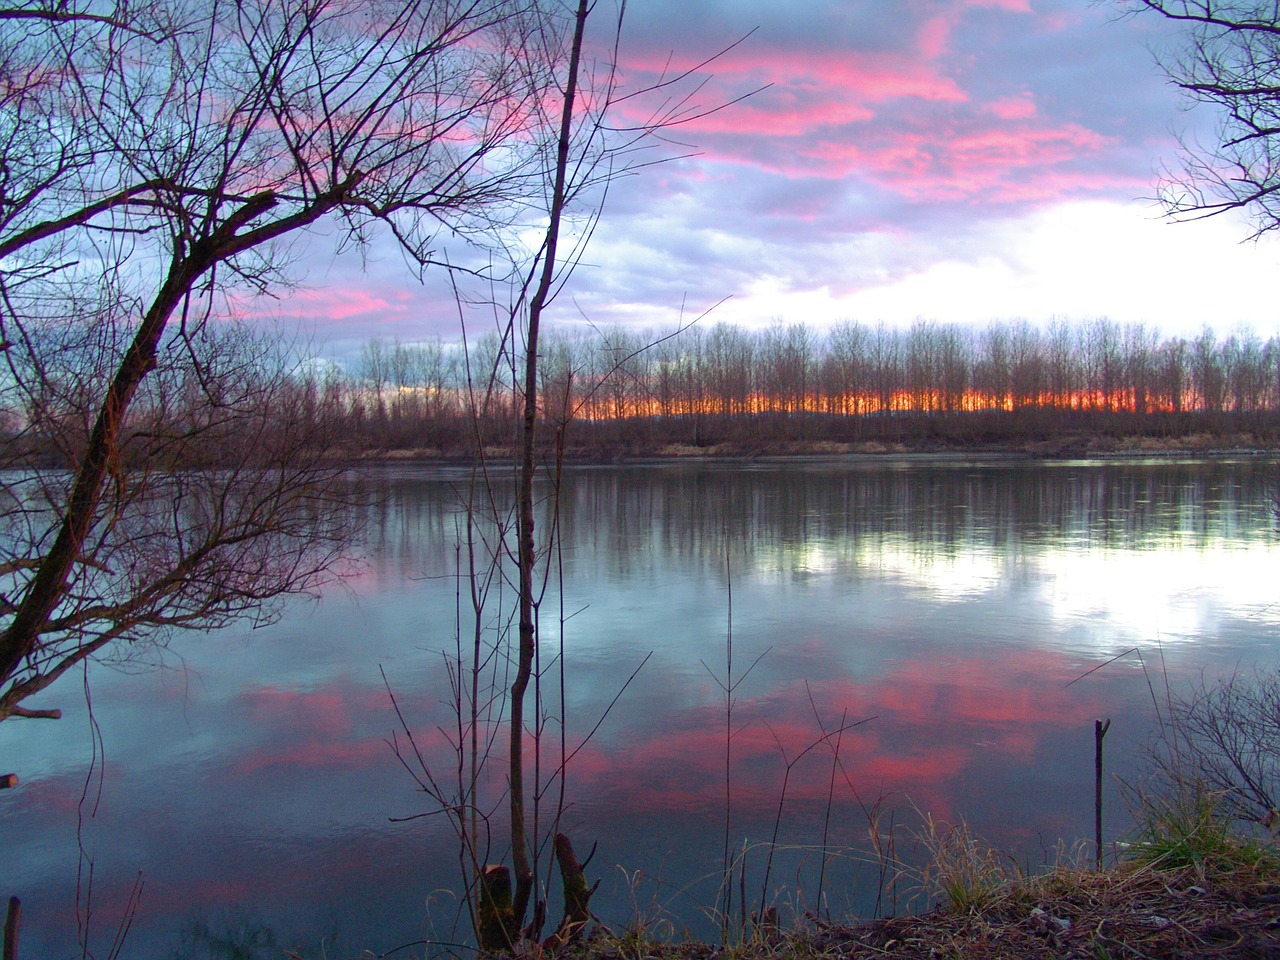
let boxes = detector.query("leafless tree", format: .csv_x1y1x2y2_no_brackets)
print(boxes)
1123,322,1159,415
869,321,903,416
500,2,736,935
906,320,941,414
0,0,574,724
706,322,754,419
1191,326,1228,411
821,321,866,417
360,338,392,445
1009,320,1046,412
1157,334,1191,413
975,323,1013,412
1227,327,1268,412
1125,1,1280,236
382,3,760,949
1046,318,1080,412
1084,318,1123,412
759,322,814,418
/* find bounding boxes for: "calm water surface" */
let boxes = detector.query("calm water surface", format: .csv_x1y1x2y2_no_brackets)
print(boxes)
4,457,1280,956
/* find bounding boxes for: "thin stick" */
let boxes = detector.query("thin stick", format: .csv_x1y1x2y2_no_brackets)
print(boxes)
758,715,873,923
722,547,734,941
1095,717,1111,869
816,707,849,917
1065,648,1139,688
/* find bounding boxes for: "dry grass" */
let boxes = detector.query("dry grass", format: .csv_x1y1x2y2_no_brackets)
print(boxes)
910,815,1022,916
562,857,1280,960
557,815,1280,960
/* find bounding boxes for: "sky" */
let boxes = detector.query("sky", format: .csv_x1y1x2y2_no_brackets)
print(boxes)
276,0,1280,360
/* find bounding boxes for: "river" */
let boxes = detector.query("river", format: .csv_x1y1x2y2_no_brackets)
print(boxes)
3,456,1278,956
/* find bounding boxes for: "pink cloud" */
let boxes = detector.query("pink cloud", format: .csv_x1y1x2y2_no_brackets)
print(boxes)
607,21,1133,220
950,123,1107,163
293,286,414,322
792,120,1119,204
917,15,954,61
218,283,418,328
686,96,875,139
615,49,968,141
987,94,1037,120
964,0,1033,10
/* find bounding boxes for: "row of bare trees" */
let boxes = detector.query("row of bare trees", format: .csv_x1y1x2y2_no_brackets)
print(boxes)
12,316,1280,467
250,318,1280,454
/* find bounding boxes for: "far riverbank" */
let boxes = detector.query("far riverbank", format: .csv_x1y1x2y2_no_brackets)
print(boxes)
355,429,1280,466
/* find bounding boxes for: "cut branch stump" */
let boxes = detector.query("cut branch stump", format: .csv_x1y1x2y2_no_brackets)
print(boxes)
549,833,594,947
477,864,515,953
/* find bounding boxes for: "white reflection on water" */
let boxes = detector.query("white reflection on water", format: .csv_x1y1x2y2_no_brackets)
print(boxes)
1042,543,1280,644
851,537,1006,602
840,535,1280,647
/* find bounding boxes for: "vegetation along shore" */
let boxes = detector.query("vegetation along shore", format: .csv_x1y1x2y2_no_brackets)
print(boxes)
561,855,1280,960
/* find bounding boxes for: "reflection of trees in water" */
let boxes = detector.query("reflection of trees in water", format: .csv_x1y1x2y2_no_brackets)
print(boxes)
354,470,481,582
354,460,1274,582
559,461,1274,580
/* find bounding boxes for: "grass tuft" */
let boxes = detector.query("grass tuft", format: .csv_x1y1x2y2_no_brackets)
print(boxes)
1127,781,1280,877
912,815,1020,915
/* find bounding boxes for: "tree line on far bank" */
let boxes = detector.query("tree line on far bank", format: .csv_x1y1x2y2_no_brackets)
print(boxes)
10,316,1280,464
313,317,1280,452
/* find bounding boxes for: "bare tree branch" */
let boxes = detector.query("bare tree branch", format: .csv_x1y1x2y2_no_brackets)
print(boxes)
1125,0,1280,236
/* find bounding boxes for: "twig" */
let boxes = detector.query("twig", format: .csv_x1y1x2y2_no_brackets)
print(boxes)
1065,647,1140,688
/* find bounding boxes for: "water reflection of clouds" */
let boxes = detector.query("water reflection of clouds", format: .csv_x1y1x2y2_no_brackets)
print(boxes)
1040,543,1280,645
560,645,1110,826
748,525,1280,655
9,460,1280,954
852,536,1006,602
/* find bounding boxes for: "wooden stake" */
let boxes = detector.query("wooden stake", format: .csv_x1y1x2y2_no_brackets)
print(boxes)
4,896,19,960
1095,718,1111,869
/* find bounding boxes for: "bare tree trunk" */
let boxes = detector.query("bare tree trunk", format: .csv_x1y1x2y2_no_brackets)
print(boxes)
0,187,346,720
510,0,590,936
